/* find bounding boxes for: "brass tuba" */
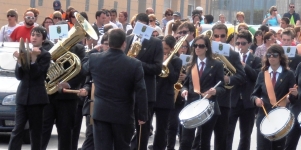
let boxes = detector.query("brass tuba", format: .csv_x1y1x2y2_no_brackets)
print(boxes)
159,34,189,77
18,38,31,71
213,53,236,89
45,12,98,95
127,36,142,57
201,30,213,39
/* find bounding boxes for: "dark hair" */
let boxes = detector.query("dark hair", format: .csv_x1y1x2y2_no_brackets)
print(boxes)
226,33,236,43
192,10,201,16
212,23,228,35
119,11,128,20
237,30,252,43
187,35,212,72
178,22,196,37
253,30,263,44
204,15,214,24
95,10,106,19
163,35,176,49
42,17,54,27
109,29,126,48
258,25,269,33
281,17,290,25
164,9,174,16
281,29,294,39
80,12,88,21
263,32,273,43
261,44,288,71
110,9,117,14
157,35,164,41
31,26,47,40
104,24,113,33
101,33,109,44
135,13,149,25
68,10,78,24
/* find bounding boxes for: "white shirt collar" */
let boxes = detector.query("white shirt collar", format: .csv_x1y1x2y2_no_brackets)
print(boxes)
189,39,194,46
268,66,283,74
197,57,207,66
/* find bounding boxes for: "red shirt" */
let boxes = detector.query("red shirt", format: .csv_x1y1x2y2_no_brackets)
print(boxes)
10,26,34,42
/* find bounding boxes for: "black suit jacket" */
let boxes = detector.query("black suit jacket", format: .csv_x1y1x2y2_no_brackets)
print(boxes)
82,48,148,124
125,35,163,102
216,49,246,108
181,58,226,115
155,56,182,109
289,54,301,73
290,62,301,118
51,43,86,100
231,53,262,108
15,47,51,105
251,69,297,113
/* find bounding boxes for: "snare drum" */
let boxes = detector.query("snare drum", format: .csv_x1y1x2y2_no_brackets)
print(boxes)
260,107,295,141
179,99,214,129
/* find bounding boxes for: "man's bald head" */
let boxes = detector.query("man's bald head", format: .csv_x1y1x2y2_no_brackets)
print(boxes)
146,8,154,15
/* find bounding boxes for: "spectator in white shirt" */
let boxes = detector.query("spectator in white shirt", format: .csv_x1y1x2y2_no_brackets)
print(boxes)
110,9,123,29
0,9,20,42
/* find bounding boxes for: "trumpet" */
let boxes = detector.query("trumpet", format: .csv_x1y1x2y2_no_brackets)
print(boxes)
159,34,189,77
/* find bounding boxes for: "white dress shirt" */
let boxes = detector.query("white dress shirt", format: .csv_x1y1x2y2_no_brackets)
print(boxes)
268,66,283,81
240,51,250,62
197,57,207,71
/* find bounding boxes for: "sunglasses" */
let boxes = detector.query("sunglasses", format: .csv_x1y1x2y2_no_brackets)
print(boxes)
193,44,206,49
290,6,295,8
25,16,35,20
266,53,279,58
235,42,248,46
178,30,189,35
166,14,173,16
53,17,62,20
149,20,154,22
214,34,226,38
7,15,15,18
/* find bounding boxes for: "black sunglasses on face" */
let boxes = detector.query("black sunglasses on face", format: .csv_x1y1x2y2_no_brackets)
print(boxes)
178,30,189,35
266,53,279,58
193,44,206,49
214,34,226,38
290,6,295,8
235,42,248,46
7,15,15,18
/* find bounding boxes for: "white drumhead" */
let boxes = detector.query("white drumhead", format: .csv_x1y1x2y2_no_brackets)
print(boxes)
261,108,290,135
179,99,209,120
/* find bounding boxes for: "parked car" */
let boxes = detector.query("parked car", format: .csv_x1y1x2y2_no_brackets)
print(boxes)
0,42,31,144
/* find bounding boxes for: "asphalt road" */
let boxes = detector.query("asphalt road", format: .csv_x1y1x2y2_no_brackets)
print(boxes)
0,117,300,150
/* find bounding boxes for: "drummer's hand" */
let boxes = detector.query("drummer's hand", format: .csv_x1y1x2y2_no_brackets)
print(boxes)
77,88,88,97
255,98,263,107
289,85,298,96
181,90,188,100
138,120,145,125
206,88,216,96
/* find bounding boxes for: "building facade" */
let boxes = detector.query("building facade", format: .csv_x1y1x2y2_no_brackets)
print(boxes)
0,0,206,26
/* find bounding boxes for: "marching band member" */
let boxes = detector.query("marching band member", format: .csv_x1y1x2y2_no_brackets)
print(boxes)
211,23,246,150
226,30,262,150
124,13,163,150
81,29,148,149
167,39,191,150
9,26,51,150
180,35,226,150
251,44,297,150
150,35,182,149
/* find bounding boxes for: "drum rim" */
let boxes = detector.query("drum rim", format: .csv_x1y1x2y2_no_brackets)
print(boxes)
260,107,292,136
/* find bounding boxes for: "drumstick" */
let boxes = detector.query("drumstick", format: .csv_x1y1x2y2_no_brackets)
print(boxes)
138,125,142,150
272,85,298,108
262,105,269,120
201,81,221,99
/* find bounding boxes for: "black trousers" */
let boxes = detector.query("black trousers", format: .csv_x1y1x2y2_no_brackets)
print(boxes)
93,120,134,150
150,107,171,150
81,115,94,150
167,103,184,150
226,100,255,150
72,104,83,150
256,110,286,150
131,102,154,150
41,98,78,150
213,106,230,150
284,115,301,150
179,114,218,150
8,104,45,150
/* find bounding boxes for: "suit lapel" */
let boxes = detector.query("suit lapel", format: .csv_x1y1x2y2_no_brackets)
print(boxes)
136,38,150,59
200,59,214,80
246,53,254,66
274,70,288,90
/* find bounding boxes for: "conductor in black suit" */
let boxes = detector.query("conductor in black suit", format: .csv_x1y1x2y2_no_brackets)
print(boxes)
81,29,148,150
211,23,246,150
124,13,163,150
9,26,51,150
226,30,261,150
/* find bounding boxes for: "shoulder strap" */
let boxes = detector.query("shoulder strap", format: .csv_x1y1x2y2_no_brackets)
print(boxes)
192,64,201,94
264,71,277,106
